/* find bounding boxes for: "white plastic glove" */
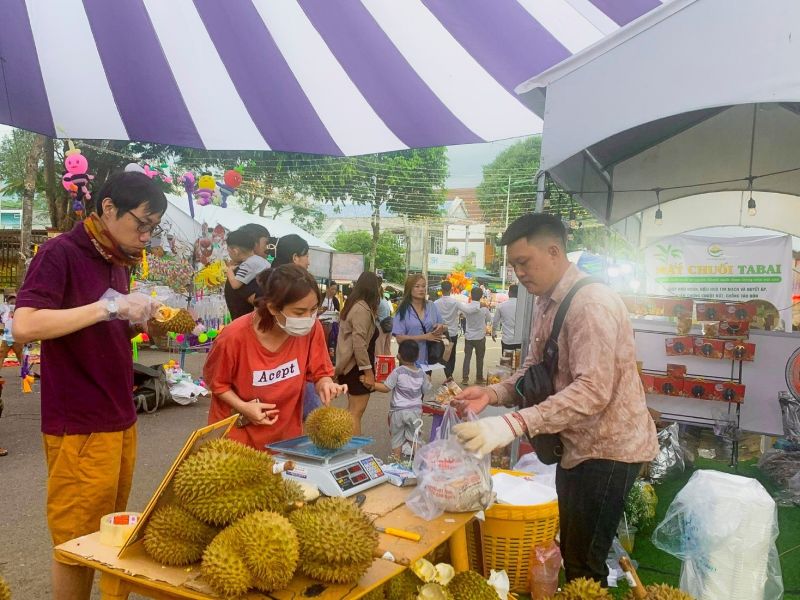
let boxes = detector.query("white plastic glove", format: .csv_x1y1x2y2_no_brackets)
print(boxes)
104,290,161,325
453,414,526,458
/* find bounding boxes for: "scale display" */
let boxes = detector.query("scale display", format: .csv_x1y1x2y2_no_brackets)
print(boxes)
268,435,388,497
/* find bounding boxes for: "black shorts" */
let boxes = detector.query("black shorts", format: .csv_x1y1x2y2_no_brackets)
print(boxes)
338,365,372,396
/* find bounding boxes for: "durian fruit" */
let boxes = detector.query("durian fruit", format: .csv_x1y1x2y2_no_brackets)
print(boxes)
143,505,217,566
152,307,196,334
385,569,424,600
280,478,307,509
305,406,355,449
446,571,499,599
552,577,612,599
418,583,455,600
201,511,299,597
200,526,252,597
625,584,694,600
231,511,299,592
289,496,378,584
361,587,386,600
0,575,10,600
173,438,286,525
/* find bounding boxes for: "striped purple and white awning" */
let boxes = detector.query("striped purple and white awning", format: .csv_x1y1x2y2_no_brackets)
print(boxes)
0,0,662,155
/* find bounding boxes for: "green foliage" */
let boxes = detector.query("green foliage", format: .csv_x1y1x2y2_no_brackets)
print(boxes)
318,148,448,270
0,129,45,198
332,230,405,284
477,137,541,224
623,480,654,530
453,254,477,274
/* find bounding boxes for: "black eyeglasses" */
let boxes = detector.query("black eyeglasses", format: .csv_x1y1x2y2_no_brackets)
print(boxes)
130,212,163,236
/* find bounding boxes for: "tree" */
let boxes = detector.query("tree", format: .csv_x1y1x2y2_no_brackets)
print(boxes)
318,148,448,271
332,230,406,284
453,254,477,274
477,137,541,225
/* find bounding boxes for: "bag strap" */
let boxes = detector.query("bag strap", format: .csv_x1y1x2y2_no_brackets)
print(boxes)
542,277,601,373
411,303,428,334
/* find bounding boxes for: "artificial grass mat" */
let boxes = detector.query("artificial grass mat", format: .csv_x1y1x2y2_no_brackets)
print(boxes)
621,457,799,599
515,456,799,599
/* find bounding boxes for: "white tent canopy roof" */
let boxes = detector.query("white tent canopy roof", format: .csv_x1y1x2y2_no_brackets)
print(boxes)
161,194,333,251
515,0,800,227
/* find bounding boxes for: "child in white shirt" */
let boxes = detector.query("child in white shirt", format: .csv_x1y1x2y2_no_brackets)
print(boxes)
364,340,431,460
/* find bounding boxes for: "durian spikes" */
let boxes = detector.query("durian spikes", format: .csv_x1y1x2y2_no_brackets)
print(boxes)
289,497,378,584
385,568,424,600
446,570,499,599
624,584,695,600
173,438,286,525
305,406,355,449
201,511,299,597
552,577,612,599
143,505,217,566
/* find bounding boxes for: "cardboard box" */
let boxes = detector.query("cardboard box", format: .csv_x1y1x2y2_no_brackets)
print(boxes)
666,363,687,378
663,298,694,318
723,302,756,322
666,336,694,356
684,378,717,400
718,320,750,338
694,337,725,359
723,341,757,361
640,373,657,394
653,375,684,396
717,382,746,404
696,302,726,321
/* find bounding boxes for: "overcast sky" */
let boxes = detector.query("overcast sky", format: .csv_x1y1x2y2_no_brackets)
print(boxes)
0,124,529,189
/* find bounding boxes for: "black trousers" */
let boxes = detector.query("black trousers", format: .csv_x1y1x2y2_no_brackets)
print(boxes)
501,341,521,353
555,459,643,585
443,335,458,379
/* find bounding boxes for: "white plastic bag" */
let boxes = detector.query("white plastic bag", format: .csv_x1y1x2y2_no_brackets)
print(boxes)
406,406,493,520
652,470,783,600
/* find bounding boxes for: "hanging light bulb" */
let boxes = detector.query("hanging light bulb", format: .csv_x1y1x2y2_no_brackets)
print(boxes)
747,195,757,216
568,207,578,229
654,188,663,226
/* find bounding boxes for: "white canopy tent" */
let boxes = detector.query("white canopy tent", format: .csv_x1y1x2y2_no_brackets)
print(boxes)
161,194,333,251
515,0,800,244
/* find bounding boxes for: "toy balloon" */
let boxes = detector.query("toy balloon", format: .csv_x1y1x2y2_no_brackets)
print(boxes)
195,173,216,206
176,334,185,343
62,142,93,217
207,329,218,339
140,332,150,342
168,331,177,339
181,172,196,218
198,333,209,343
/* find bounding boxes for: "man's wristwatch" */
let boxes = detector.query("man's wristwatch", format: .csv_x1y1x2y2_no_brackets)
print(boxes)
105,298,119,321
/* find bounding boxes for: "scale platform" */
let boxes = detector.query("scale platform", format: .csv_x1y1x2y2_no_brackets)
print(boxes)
268,435,388,498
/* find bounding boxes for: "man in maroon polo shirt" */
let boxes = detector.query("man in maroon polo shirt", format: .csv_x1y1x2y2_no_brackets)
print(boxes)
14,171,166,600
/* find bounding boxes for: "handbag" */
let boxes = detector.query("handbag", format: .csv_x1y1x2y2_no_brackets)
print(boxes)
412,303,445,365
514,277,600,464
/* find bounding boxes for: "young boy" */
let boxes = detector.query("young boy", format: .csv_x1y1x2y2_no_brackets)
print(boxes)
224,229,269,320
364,340,431,460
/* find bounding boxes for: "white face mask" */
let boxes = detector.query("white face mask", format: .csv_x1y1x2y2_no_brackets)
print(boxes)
278,312,316,336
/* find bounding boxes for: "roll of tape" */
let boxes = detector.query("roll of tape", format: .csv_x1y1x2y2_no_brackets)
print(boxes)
99,512,141,547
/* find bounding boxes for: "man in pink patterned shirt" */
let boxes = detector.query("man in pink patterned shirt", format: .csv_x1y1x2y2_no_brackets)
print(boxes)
455,213,658,585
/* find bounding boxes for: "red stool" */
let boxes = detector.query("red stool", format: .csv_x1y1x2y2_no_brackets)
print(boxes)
375,355,396,382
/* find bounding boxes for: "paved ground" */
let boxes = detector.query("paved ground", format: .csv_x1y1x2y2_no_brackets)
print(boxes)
0,338,503,599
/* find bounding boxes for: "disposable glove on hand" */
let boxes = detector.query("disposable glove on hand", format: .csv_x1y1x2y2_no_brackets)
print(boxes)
453,413,527,458
116,293,161,325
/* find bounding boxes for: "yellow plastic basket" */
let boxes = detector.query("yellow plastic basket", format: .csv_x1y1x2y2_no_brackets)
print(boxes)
466,469,560,593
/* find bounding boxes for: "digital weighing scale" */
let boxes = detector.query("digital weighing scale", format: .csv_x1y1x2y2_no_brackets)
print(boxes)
267,435,388,498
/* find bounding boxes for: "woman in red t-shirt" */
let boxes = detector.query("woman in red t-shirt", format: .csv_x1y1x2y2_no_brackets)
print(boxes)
206,265,346,450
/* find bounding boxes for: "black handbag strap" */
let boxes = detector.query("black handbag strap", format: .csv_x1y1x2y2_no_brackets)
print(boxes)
542,277,600,374
411,302,429,334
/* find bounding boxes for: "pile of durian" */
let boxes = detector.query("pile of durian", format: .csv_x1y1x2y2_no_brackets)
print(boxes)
546,577,695,599
368,563,502,600
0,574,10,600
142,438,378,597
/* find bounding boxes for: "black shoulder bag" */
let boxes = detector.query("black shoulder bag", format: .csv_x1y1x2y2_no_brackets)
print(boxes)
514,277,600,464
412,303,445,365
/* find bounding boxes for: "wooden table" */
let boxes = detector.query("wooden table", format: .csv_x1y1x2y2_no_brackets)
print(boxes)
54,484,474,600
